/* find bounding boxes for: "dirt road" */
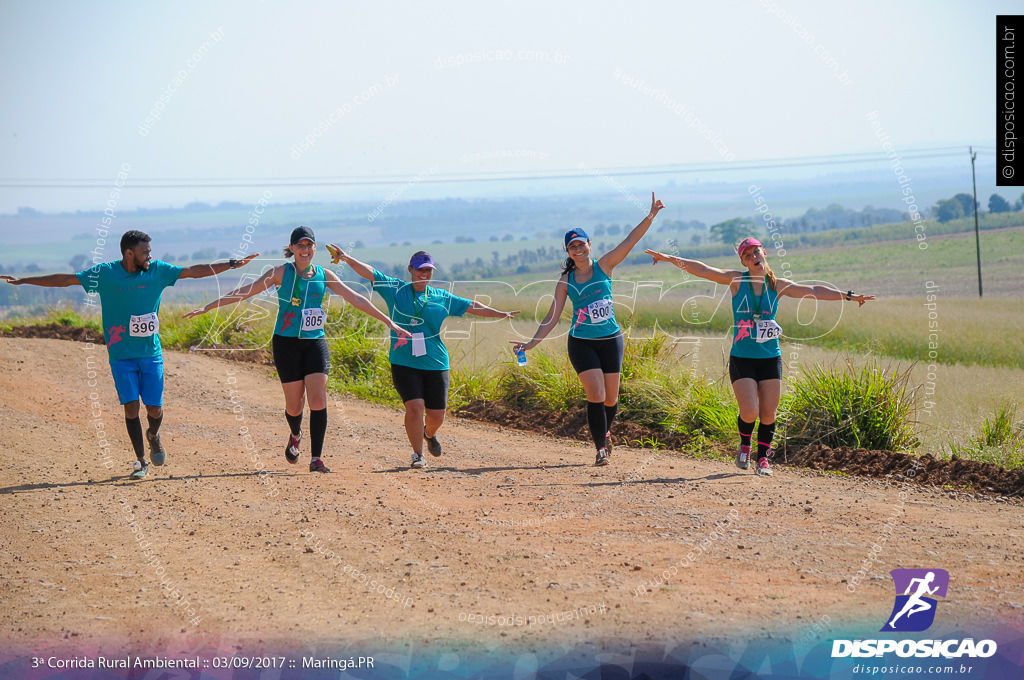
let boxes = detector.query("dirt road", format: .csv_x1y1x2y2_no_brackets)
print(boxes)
1,338,1021,660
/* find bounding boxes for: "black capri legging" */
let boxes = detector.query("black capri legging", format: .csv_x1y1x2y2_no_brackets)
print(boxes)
272,334,331,383
390,364,451,410
728,354,783,384
567,332,625,375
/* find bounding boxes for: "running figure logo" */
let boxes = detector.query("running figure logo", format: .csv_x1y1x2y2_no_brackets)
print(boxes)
734,319,755,343
571,308,587,331
107,325,126,347
881,568,949,632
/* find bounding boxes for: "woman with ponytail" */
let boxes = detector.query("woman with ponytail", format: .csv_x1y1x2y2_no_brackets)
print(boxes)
512,192,665,466
645,238,874,476
185,226,410,473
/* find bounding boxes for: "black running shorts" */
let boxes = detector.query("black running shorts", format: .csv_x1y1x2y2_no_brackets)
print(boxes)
272,335,331,383
390,364,451,410
566,332,625,375
729,354,783,384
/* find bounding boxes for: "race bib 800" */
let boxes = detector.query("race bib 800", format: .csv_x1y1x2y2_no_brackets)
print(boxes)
587,299,614,322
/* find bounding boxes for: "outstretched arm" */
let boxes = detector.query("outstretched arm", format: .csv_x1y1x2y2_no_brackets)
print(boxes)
509,278,568,352
645,250,739,286
776,279,875,307
179,253,259,280
598,192,665,273
326,244,374,281
324,270,410,337
466,301,520,319
183,266,279,318
0,273,80,287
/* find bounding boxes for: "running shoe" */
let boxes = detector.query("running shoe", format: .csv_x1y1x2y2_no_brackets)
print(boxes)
735,444,751,470
147,429,166,466
756,457,773,476
410,453,426,469
285,431,302,464
309,457,330,473
130,459,150,480
424,428,443,457
595,448,610,466
605,431,613,458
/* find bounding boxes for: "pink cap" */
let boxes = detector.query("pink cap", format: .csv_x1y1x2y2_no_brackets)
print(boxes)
737,238,763,258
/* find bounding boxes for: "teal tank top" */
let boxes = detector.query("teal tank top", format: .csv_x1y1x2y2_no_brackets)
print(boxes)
274,263,328,338
730,273,781,359
566,260,620,339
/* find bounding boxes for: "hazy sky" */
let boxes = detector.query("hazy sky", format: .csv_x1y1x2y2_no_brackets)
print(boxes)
0,0,1008,213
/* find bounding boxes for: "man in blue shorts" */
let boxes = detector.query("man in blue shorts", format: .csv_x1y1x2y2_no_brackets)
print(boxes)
1,230,257,479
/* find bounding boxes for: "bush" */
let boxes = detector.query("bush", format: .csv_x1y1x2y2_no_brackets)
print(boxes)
948,402,1024,469
783,361,918,451
46,306,102,333
324,307,397,404
494,351,583,411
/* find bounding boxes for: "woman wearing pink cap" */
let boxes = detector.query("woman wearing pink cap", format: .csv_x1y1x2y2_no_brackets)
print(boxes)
328,247,519,469
645,238,874,476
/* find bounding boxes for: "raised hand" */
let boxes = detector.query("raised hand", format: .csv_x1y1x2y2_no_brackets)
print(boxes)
235,253,260,267
326,243,345,264
650,192,665,217
854,293,876,307
645,249,673,265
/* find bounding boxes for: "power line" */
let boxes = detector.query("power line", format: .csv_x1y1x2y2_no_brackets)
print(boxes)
0,146,997,189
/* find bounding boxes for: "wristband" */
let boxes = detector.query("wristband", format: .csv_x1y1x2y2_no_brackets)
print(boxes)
846,290,853,301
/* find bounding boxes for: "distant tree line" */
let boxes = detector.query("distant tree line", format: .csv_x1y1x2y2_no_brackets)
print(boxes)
933,191,1024,223
699,204,909,246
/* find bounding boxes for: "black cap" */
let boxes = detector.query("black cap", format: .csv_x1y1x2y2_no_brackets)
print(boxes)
290,226,316,245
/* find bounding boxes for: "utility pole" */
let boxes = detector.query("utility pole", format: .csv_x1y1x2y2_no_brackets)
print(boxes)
970,146,982,298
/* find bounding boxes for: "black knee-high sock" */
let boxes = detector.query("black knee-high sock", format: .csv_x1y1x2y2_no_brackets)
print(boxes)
586,402,607,450
125,417,145,459
147,413,163,437
285,411,303,437
738,417,755,448
310,408,327,459
757,421,776,459
604,403,618,432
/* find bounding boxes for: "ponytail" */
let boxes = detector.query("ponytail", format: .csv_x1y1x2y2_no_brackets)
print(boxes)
765,264,777,291
560,257,577,276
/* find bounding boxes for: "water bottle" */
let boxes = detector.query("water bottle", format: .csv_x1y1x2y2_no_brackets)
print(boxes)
516,349,527,366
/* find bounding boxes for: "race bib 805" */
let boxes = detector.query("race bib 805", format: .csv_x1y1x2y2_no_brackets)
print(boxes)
301,307,326,331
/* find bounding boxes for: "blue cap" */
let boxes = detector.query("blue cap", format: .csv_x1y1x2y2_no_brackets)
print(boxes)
409,252,436,269
564,228,589,249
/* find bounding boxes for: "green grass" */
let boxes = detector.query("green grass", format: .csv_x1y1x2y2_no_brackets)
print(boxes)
449,228,1024,370
8,292,1024,470
494,351,584,411
948,402,1024,469
781,361,919,452
0,305,102,333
